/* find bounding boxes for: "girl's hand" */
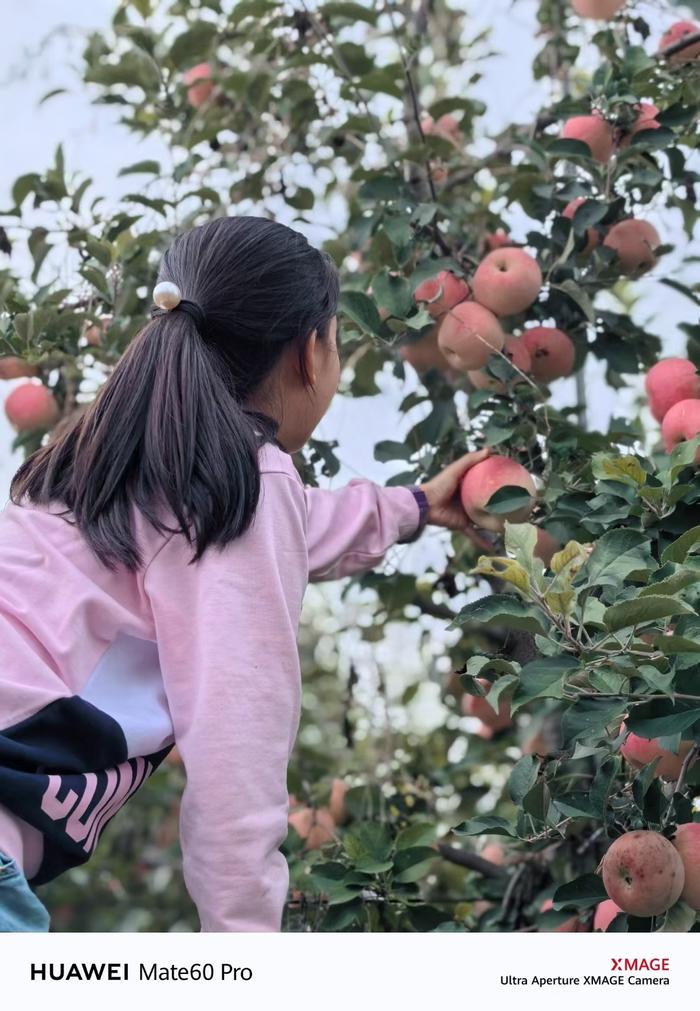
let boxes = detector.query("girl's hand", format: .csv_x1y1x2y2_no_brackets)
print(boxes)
418,448,493,543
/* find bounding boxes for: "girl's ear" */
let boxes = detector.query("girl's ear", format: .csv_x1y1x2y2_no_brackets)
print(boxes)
302,329,318,387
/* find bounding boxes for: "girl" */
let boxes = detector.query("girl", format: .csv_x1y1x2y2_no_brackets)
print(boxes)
0,215,488,932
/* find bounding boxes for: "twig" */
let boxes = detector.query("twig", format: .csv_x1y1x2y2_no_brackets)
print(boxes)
437,843,509,878
658,32,700,62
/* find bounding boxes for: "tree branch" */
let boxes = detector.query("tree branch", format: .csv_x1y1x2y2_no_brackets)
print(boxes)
658,32,700,61
437,843,509,878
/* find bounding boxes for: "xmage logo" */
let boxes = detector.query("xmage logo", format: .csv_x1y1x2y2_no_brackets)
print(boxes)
610,958,670,972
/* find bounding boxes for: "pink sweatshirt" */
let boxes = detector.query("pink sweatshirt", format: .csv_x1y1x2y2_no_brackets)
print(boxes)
0,441,420,930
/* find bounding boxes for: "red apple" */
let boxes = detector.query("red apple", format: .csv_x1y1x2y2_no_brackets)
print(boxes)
593,898,623,931
183,63,214,108
603,219,661,276
561,113,615,163
288,806,336,850
467,336,532,393
483,229,514,253
602,831,685,917
414,270,471,318
437,301,505,371
571,0,625,18
621,725,694,779
645,358,700,423
661,399,700,460
460,455,536,532
659,21,700,64
421,112,463,146
563,197,600,254
4,383,59,431
329,778,349,826
522,326,576,382
672,823,700,911
534,528,561,567
471,248,543,317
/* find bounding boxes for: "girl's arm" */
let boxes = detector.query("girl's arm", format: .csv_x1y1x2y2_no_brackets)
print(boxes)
143,472,307,932
304,448,491,581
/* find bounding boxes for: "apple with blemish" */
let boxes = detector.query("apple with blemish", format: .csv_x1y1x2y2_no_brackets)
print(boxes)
602,831,685,916
561,113,614,163
620,724,694,779
661,399,700,461
459,456,536,532
645,358,700,423
437,301,505,371
603,219,661,276
522,327,576,382
471,248,543,317
467,336,531,393
414,270,471,318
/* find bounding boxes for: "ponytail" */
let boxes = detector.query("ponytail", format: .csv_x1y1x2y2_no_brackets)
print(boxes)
10,215,339,571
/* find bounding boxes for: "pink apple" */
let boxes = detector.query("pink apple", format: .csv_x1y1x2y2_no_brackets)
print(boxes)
645,358,700,423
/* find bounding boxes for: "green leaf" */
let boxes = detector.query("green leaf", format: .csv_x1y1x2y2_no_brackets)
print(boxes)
449,594,548,635
452,816,517,838
575,530,654,590
604,595,696,633
338,290,390,340
392,846,437,883
509,755,539,805
641,566,700,597
511,655,579,712
483,485,534,516
627,698,700,739
170,23,218,68
79,265,111,301
552,874,608,910
661,526,700,565
395,822,436,850
658,901,698,933
561,697,628,745
320,2,378,25
370,271,413,318
286,186,315,211
547,138,599,161
342,823,393,873
592,453,647,488
118,160,161,177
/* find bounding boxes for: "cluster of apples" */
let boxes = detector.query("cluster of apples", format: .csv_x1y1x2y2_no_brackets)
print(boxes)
287,779,348,851
0,358,59,433
645,358,700,461
571,0,700,69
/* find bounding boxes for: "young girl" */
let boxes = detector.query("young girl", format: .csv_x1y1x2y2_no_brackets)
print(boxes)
0,215,488,933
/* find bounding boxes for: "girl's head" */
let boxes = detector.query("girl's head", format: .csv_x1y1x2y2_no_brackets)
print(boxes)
11,215,340,570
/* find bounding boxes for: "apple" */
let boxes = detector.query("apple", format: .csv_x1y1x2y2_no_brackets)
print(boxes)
571,0,625,19
593,898,623,931
429,162,448,185
563,197,600,254
437,301,505,371
421,112,463,145
659,21,700,64
602,831,685,916
483,229,513,252
329,778,349,826
467,336,532,393
672,823,700,911
414,270,471,318
461,677,513,733
0,357,38,380
4,383,59,431
561,114,615,163
460,455,536,532
603,219,661,276
522,326,576,382
645,358,700,423
534,527,561,567
620,726,694,779
481,842,506,865
661,399,700,460
183,63,214,108
400,332,452,375
472,248,543,317
626,102,661,144
288,806,336,850
539,897,584,932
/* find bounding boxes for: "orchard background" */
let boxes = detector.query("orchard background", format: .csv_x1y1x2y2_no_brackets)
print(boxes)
1,0,699,931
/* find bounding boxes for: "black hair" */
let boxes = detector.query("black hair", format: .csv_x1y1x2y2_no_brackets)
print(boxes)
10,215,339,570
